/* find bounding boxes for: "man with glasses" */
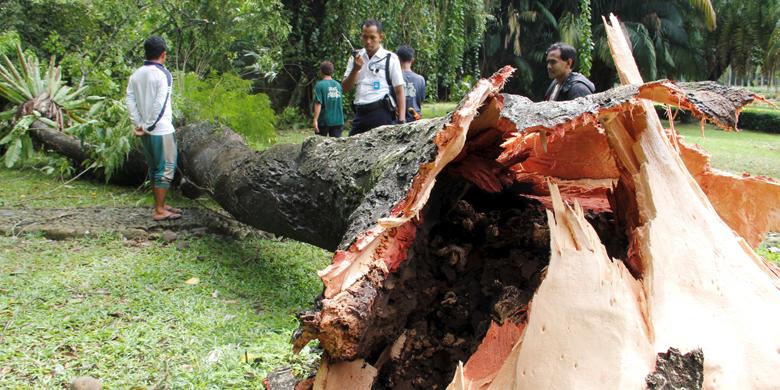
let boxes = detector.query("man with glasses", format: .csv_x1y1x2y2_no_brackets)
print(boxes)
342,19,406,135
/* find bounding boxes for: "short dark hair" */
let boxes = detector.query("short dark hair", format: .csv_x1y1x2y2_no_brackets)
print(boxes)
144,36,167,60
397,45,415,62
362,19,383,33
546,42,577,64
320,61,334,76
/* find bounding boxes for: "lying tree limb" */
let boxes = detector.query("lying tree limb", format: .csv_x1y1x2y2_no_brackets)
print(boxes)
30,126,148,185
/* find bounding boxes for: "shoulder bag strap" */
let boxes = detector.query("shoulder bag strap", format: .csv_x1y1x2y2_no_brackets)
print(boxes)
385,54,395,106
144,61,172,132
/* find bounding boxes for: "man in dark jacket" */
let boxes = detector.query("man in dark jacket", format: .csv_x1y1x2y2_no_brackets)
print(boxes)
543,43,595,101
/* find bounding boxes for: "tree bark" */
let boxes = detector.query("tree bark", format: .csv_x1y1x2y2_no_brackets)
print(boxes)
175,113,453,251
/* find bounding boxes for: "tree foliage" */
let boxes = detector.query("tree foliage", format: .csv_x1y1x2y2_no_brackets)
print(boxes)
479,0,719,97
709,0,780,82
0,0,776,182
0,0,288,176
0,0,289,93
276,0,487,109
176,72,277,146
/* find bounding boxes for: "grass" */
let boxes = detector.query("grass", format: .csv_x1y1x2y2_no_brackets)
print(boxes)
0,168,330,388
0,168,203,210
0,232,329,388
675,123,780,179
422,101,458,118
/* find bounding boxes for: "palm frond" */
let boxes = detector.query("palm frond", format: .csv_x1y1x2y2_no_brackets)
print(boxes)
0,108,15,121
0,55,33,101
688,0,716,31
766,20,780,69
558,12,580,45
624,22,657,80
660,19,689,45
534,1,558,29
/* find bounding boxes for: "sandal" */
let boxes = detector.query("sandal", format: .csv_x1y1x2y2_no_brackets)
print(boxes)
165,205,183,214
153,212,182,221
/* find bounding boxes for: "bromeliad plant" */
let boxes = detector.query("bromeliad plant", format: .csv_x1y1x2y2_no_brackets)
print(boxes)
0,44,100,168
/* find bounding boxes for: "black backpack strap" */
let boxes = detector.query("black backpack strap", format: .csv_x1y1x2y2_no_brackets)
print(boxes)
385,54,395,106
144,61,172,132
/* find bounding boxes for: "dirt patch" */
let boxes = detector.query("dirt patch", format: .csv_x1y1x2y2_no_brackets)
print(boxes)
646,347,704,390
0,207,266,240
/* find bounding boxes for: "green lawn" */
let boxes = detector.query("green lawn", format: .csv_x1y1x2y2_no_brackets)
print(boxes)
675,123,780,179
0,168,329,388
422,101,458,118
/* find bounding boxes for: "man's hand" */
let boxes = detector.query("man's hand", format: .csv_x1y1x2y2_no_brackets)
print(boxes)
353,54,364,70
313,120,320,134
133,126,145,137
342,53,364,92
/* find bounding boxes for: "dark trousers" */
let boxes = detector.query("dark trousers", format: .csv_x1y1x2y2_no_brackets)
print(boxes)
317,125,343,138
349,108,395,136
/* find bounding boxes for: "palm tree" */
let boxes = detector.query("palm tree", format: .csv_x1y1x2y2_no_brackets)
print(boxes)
480,0,572,98
480,0,717,97
709,0,779,84
589,0,717,87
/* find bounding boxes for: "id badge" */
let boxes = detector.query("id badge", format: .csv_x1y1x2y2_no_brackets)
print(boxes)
372,81,380,90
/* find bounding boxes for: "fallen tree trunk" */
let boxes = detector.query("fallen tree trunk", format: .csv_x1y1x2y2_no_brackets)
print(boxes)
25,17,780,387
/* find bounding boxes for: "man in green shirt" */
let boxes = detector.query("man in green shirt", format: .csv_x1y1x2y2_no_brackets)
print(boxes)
313,61,345,137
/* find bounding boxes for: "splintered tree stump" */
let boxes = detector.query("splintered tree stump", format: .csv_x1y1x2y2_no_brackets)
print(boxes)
259,16,777,390
24,15,780,389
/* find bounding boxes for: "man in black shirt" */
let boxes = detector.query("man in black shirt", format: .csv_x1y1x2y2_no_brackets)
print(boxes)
544,43,595,101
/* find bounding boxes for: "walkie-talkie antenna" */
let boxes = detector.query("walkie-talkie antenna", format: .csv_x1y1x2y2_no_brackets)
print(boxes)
341,33,359,57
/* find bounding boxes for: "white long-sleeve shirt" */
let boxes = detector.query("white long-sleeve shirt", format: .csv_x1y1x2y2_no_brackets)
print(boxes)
126,63,174,135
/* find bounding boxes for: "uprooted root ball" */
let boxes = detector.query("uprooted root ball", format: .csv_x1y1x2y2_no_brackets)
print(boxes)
368,187,551,389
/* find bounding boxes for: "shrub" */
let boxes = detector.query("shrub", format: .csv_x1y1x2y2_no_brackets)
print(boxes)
738,109,780,133
276,106,307,131
176,72,276,145
0,44,97,168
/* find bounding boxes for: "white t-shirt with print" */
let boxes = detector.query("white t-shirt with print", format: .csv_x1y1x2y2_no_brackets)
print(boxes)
344,46,404,105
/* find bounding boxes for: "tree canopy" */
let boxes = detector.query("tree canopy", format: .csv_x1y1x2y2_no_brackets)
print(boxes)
0,0,777,107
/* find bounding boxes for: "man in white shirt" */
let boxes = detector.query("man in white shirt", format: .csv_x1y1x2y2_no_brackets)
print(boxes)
126,36,181,221
342,19,405,136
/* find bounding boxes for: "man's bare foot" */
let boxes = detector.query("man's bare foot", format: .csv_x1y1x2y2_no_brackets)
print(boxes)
152,210,182,221
164,205,183,214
